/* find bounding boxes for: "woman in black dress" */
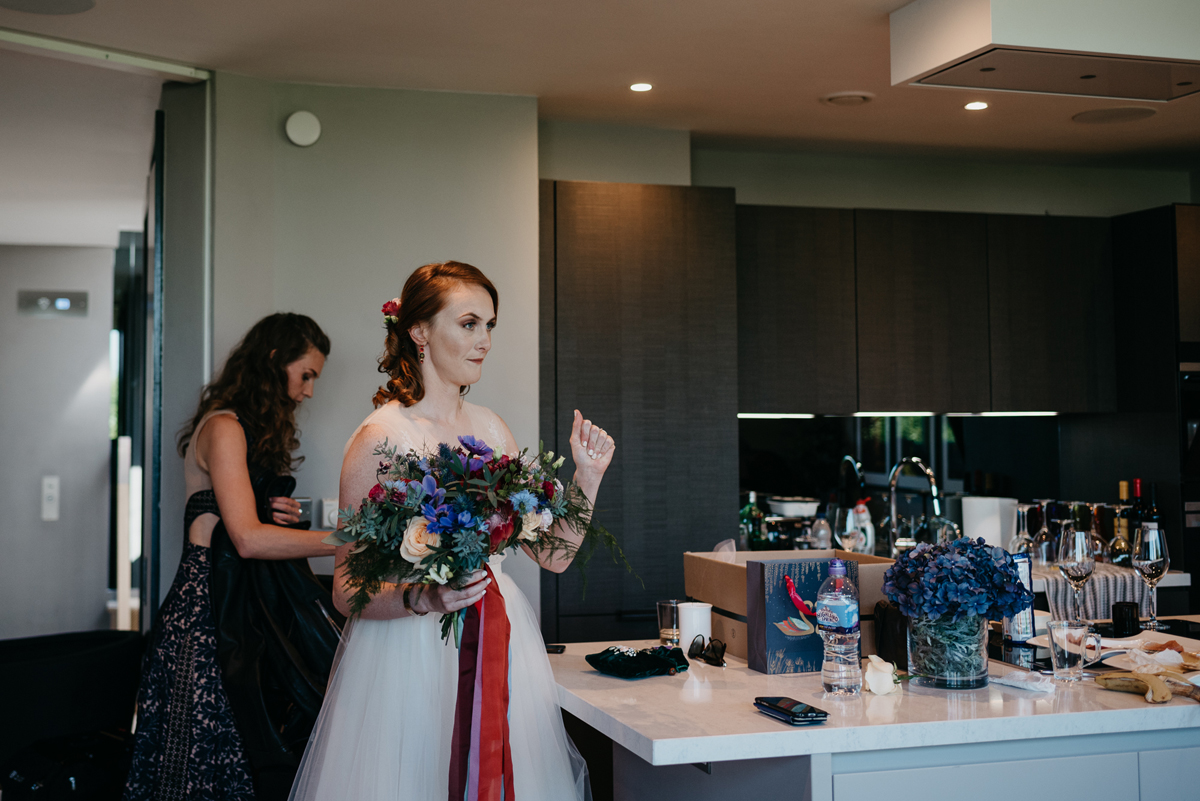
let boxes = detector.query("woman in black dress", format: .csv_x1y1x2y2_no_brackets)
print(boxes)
125,313,338,801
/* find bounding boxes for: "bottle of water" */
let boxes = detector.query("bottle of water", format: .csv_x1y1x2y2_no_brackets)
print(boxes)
816,558,862,694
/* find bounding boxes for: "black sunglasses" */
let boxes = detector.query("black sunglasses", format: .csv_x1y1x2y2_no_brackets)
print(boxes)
688,634,727,667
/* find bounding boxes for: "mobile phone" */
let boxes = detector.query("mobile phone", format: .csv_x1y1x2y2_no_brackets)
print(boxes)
753,696,829,725
546,644,566,654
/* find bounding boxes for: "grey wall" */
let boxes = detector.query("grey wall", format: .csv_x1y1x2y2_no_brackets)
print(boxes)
209,75,544,610
157,82,213,603
539,120,691,185
692,148,1192,217
0,246,113,638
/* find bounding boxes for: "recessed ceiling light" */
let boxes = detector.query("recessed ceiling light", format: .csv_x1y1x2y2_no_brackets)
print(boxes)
979,67,996,73
630,83,652,92
1080,74,1097,80
965,101,989,110
0,0,93,11
820,91,874,106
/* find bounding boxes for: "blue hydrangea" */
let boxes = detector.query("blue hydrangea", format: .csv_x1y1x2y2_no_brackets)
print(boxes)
882,537,1033,623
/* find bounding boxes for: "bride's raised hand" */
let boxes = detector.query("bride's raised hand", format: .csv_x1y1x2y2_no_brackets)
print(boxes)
412,569,491,615
570,409,615,490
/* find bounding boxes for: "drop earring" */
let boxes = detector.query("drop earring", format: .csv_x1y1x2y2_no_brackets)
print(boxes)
418,344,425,364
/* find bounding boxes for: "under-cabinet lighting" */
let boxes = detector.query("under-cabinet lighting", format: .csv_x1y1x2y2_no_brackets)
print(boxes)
737,413,816,419
945,411,1059,417
853,411,934,417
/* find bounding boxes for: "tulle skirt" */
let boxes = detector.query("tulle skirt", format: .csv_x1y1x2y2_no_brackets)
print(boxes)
288,557,589,801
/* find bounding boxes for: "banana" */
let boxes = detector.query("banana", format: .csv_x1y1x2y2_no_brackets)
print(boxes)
1095,672,1172,703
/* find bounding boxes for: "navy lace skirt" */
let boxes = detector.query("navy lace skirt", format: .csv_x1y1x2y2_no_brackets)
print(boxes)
124,543,256,800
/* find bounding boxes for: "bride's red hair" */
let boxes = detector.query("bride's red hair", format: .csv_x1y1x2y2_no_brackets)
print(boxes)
374,261,498,408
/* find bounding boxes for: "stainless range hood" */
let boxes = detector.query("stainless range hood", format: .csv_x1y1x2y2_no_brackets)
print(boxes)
891,0,1200,102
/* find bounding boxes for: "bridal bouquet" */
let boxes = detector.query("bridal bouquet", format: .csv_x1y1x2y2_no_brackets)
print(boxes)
325,435,620,644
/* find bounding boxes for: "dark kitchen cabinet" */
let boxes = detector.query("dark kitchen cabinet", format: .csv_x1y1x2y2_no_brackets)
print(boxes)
855,209,991,412
988,214,1115,413
539,180,738,643
736,205,857,414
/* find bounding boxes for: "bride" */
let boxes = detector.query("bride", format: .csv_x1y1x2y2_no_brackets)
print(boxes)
289,261,613,800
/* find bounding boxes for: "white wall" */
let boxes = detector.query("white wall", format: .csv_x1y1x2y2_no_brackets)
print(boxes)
209,75,544,610
692,148,1192,217
0,246,113,638
539,119,691,185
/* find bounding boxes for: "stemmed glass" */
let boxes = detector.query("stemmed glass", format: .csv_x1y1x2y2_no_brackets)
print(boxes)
834,507,863,553
1132,523,1170,631
1008,504,1034,554
1056,522,1095,623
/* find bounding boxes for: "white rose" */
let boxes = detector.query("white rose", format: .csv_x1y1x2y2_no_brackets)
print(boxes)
540,509,554,530
400,516,440,564
864,654,900,695
427,563,454,585
519,511,542,542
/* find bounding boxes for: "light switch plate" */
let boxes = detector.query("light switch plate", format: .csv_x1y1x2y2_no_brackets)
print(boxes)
41,475,60,521
322,497,340,529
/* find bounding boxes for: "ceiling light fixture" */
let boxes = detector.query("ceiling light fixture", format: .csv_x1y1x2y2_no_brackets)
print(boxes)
737,413,816,420
965,101,989,110
821,91,874,106
630,83,652,92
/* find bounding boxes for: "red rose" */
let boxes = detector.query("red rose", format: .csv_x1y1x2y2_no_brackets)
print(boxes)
368,483,386,503
542,480,555,500
381,300,400,318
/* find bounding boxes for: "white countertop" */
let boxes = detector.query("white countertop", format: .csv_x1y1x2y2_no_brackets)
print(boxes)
550,640,1200,767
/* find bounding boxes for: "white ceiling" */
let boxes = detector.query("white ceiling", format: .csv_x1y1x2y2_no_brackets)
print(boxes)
1,0,1199,169
0,47,160,246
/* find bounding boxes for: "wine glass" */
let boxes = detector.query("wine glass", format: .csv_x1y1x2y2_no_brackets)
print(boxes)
1056,522,1095,623
1008,504,1034,554
1132,523,1170,631
833,507,863,553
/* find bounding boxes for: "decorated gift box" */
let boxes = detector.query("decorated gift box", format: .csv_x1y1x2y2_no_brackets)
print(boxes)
746,557,861,675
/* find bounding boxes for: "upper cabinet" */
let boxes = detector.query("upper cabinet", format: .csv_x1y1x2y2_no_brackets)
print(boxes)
855,209,991,412
988,214,1115,413
736,205,857,415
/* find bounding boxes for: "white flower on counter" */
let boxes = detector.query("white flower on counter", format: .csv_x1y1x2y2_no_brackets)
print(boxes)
864,654,900,695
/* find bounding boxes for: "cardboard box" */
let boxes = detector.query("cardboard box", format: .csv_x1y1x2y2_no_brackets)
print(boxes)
683,549,894,666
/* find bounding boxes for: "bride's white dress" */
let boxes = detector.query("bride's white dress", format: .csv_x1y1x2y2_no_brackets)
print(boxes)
289,401,589,801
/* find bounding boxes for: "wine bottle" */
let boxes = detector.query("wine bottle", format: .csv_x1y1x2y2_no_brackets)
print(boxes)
740,491,766,551
1144,482,1163,527
1112,480,1133,568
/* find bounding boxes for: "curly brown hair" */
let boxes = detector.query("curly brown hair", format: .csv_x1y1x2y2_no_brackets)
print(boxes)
178,313,331,475
374,261,498,408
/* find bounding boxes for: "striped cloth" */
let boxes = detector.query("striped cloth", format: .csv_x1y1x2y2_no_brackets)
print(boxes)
1037,563,1152,621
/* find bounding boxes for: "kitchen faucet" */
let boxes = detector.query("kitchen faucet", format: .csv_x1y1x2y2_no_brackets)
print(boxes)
887,456,957,555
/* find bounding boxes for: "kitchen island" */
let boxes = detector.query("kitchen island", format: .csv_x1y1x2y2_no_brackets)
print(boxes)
551,633,1200,801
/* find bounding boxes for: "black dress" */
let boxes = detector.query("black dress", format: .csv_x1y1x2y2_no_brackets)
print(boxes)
123,491,256,800
125,424,342,801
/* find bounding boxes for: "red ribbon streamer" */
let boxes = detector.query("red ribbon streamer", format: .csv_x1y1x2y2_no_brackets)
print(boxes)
448,565,514,801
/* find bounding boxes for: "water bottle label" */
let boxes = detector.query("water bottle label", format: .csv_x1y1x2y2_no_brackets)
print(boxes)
816,598,859,634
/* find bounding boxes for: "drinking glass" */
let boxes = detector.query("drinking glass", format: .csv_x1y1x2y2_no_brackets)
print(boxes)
656,600,680,646
1046,620,1103,681
1132,524,1170,631
834,507,863,553
1056,522,1095,622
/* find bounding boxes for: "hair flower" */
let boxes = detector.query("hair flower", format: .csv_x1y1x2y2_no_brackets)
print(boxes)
382,298,401,324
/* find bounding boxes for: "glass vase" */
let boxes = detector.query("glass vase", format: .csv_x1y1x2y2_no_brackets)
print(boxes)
907,614,989,690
